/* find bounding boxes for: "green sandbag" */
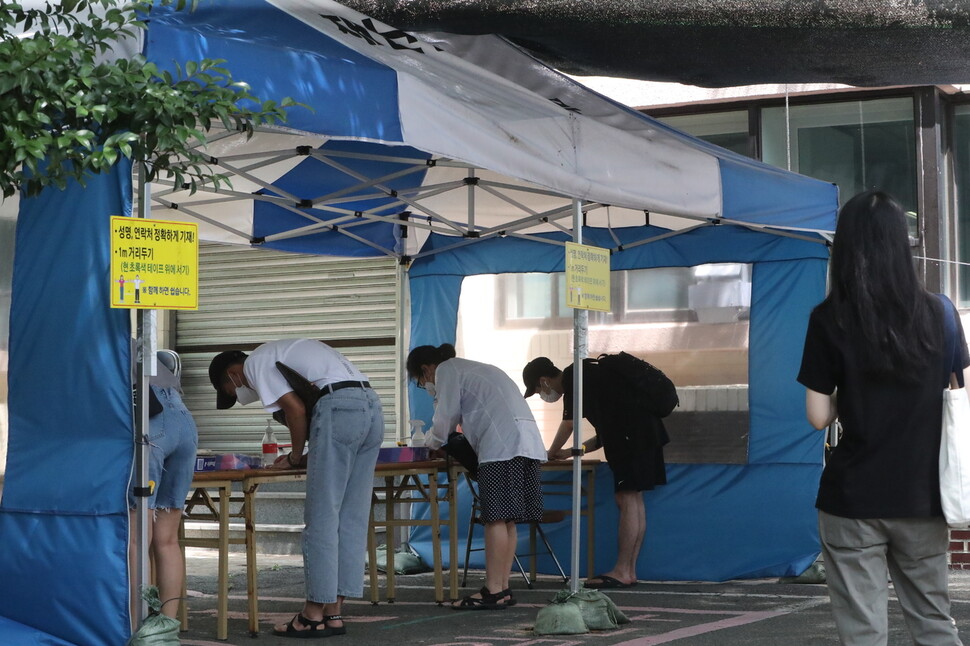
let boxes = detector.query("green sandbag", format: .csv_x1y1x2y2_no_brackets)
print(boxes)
126,586,181,645
369,544,430,575
534,597,589,635
126,614,180,646
564,587,629,630
779,561,826,584
534,587,631,635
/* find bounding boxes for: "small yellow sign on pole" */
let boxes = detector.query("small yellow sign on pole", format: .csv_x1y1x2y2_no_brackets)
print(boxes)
565,242,610,311
110,216,199,310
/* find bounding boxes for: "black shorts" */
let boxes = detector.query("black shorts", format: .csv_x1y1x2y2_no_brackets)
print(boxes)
477,456,543,523
599,426,667,492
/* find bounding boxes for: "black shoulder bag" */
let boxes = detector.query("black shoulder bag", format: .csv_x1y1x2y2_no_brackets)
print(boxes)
443,431,479,480
272,361,322,428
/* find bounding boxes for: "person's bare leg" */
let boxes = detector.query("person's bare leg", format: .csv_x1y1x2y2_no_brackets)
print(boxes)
453,520,514,605
483,520,513,596
500,523,516,595
150,508,184,618
587,491,644,586
617,492,646,581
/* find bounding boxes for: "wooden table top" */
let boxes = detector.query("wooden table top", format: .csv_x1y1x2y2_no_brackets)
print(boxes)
190,457,600,483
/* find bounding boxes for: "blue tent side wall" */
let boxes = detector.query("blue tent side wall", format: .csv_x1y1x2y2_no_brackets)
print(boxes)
0,163,134,645
407,226,828,581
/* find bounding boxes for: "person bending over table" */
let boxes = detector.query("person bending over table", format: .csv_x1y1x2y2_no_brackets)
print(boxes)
522,355,668,590
407,343,546,610
209,338,383,639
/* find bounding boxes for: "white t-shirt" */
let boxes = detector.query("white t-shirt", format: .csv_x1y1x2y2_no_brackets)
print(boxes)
244,338,367,413
428,357,546,464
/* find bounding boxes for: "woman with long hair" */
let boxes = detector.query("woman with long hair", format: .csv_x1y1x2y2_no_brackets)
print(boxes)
406,344,546,610
798,190,966,645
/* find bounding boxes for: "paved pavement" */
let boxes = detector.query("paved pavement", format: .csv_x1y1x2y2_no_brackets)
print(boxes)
175,548,970,645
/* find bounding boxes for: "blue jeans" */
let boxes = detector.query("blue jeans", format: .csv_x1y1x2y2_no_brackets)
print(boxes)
303,387,384,603
129,386,199,510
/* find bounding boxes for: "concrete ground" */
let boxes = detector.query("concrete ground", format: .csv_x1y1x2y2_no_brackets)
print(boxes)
175,548,970,645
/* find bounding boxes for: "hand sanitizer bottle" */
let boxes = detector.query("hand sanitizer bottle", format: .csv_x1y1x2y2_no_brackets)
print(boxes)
409,419,426,447
261,419,278,466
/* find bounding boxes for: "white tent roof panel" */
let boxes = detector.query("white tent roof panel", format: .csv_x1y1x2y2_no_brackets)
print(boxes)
142,0,836,257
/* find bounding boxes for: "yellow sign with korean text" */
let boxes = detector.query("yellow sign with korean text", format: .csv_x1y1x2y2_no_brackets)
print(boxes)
565,242,610,312
110,216,199,310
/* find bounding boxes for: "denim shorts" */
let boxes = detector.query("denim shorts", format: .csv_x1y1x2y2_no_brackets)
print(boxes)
129,385,199,510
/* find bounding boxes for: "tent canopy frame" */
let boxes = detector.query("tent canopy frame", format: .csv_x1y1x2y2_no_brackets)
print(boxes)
150,128,832,262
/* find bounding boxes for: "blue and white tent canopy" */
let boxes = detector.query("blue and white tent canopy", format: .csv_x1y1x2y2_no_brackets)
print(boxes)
145,0,837,258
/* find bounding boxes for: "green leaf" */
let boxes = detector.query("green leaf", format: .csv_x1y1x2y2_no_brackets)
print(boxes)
0,0,295,197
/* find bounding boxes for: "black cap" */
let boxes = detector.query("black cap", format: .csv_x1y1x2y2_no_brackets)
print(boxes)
522,357,558,398
208,350,248,409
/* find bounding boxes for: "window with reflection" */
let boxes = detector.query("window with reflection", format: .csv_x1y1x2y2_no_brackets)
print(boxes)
762,97,918,233
466,263,752,464
659,110,751,158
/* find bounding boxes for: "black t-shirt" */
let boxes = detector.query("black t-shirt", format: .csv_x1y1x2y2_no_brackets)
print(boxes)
797,295,969,518
562,360,626,429
561,359,667,447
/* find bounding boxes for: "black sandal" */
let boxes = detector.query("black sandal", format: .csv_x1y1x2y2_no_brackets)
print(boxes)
501,588,517,607
324,615,346,636
451,586,510,611
272,613,333,638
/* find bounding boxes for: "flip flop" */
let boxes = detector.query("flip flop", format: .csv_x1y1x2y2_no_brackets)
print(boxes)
585,575,635,589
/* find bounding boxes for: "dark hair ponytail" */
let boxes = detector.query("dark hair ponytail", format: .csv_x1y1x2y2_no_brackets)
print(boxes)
823,190,939,379
406,343,457,380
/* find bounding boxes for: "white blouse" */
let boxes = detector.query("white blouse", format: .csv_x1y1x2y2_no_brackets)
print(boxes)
428,358,546,464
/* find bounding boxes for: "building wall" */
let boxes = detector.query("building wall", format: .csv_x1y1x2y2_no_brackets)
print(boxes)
950,530,970,570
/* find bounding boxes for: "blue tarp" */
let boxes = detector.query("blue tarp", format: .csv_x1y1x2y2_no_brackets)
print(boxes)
407,226,829,581
1,163,134,645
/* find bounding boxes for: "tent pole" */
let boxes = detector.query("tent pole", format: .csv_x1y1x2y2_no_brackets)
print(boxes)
133,162,155,625
467,167,476,233
570,198,587,594
397,261,409,443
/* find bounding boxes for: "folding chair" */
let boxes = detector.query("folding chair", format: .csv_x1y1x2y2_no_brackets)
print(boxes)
461,473,568,589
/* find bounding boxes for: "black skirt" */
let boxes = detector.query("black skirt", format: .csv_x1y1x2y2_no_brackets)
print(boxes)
477,456,543,523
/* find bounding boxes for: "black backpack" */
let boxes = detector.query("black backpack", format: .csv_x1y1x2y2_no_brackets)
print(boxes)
595,351,679,418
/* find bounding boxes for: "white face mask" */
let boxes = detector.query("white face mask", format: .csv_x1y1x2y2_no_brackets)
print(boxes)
539,379,562,403
540,388,562,403
423,382,437,399
230,372,260,406
235,385,259,406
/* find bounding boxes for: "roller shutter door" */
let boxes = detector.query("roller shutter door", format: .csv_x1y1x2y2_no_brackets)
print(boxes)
176,243,401,453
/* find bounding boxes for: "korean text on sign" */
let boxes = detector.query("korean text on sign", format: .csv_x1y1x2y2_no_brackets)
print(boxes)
110,216,199,310
565,242,611,312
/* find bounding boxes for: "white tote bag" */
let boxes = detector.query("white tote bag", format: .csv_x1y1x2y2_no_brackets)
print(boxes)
939,293,970,528
941,385,970,528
